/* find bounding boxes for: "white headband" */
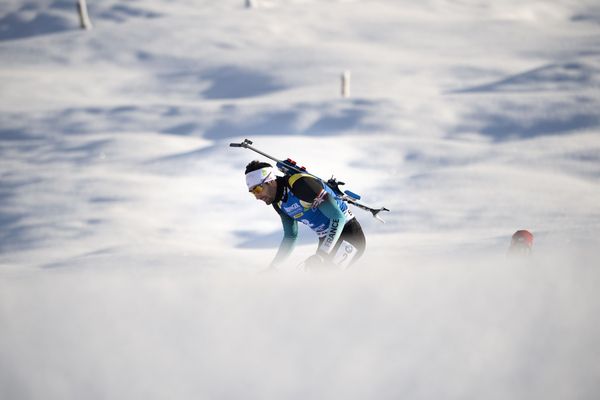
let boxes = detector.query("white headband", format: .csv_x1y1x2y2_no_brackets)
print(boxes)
245,167,276,190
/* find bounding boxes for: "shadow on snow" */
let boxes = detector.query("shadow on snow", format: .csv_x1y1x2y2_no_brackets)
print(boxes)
449,61,600,140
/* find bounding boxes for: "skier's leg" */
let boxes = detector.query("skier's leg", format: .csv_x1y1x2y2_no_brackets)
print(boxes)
330,219,366,269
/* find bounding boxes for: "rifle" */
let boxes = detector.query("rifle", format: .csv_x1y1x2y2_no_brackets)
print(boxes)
230,139,390,222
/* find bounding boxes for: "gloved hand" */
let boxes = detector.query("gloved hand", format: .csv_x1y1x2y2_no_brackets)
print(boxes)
302,253,332,272
304,254,323,269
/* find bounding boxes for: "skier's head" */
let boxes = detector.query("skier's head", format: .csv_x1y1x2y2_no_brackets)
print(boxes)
245,160,278,205
508,230,533,255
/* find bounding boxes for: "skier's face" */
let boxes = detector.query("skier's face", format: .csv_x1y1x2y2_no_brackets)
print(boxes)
252,180,277,205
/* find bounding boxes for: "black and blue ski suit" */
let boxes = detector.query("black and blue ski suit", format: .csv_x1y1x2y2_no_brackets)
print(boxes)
270,173,366,267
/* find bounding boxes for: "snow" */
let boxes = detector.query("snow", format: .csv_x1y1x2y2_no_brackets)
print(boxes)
1,0,599,399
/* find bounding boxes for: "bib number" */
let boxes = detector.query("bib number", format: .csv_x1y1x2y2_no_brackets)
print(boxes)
332,240,357,270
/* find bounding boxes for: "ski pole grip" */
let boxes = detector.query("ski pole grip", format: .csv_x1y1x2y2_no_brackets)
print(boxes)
229,142,242,147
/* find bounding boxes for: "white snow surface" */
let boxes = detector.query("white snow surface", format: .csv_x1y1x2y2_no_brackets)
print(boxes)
1,1,600,399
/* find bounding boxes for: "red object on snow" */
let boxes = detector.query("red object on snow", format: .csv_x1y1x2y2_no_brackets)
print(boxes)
509,230,534,254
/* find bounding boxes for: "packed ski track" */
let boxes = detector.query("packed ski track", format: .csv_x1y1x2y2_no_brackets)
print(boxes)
1,1,600,399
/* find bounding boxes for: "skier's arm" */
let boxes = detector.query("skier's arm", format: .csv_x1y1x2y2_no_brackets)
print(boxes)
316,194,347,257
269,210,298,268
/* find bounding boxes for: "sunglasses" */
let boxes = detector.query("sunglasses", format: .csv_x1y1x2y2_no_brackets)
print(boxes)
249,173,272,195
249,184,265,195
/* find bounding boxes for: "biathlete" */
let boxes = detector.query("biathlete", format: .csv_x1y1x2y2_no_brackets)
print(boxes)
244,160,366,270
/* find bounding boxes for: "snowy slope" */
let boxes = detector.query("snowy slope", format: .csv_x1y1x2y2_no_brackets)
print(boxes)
1,1,600,399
